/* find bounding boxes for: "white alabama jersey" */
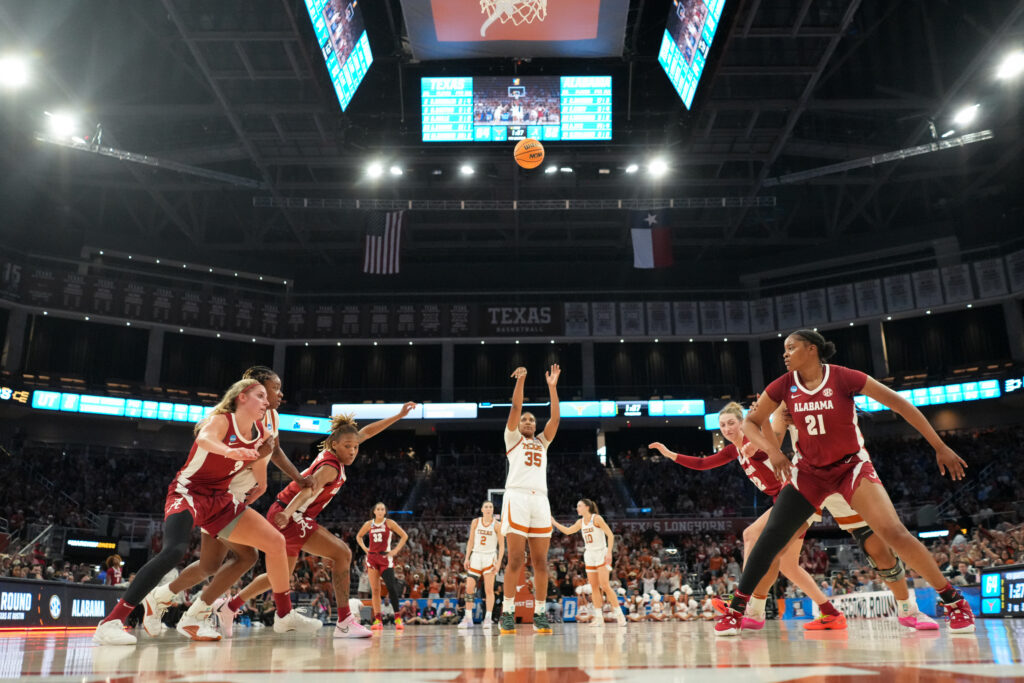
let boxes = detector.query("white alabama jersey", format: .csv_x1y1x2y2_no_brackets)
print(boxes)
503,427,549,493
228,408,278,500
473,517,498,556
581,515,607,551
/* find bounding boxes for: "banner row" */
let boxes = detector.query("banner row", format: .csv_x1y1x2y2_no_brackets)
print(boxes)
2,252,1022,339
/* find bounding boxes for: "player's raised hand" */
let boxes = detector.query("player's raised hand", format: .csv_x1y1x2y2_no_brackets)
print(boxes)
510,366,527,380
648,442,676,460
399,401,418,417
935,445,967,481
545,364,561,386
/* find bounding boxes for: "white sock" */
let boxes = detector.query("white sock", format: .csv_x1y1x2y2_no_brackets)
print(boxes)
502,600,515,614
186,598,212,618
748,596,767,618
534,601,546,616
896,598,914,617
151,583,175,605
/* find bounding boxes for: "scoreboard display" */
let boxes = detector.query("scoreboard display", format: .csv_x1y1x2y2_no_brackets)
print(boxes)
981,564,1024,617
421,76,612,142
303,0,373,111
657,0,726,109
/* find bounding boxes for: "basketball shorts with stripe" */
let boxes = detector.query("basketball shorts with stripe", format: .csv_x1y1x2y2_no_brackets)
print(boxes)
500,489,552,538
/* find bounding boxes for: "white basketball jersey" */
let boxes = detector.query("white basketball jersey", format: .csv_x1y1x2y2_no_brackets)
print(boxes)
581,515,607,551
503,427,549,493
473,518,498,555
229,408,278,499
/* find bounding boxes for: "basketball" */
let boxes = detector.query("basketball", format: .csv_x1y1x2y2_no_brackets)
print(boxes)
514,138,545,169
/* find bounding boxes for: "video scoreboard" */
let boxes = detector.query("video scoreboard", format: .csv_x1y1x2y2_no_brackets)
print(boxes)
421,76,612,142
658,0,726,109
981,565,1024,617
303,0,373,111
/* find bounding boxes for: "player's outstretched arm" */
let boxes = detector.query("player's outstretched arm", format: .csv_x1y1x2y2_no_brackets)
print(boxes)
359,401,418,443
860,377,967,480
507,367,527,432
649,442,734,471
542,364,561,442
550,516,581,535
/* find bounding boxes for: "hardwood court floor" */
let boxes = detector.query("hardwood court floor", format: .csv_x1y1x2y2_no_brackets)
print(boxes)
2,619,1022,682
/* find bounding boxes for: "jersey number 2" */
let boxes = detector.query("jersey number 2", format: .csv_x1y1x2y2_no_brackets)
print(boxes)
805,414,827,435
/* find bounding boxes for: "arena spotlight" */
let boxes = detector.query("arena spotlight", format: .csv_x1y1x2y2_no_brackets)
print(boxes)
44,110,78,138
996,50,1024,80
953,104,979,126
0,55,29,89
459,164,474,176
625,163,639,174
366,161,384,178
648,158,669,178
544,165,557,174
389,165,403,177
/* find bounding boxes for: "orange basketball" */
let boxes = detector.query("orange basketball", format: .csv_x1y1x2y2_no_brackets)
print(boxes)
514,138,545,169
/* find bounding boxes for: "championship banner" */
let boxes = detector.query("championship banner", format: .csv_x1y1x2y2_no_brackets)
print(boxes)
724,300,749,334
672,301,699,336
417,303,443,336
313,303,339,337
646,301,672,337
179,290,203,327
699,301,725,335
339,304,363,337
974,258,1009,298
800,288,828,326
1007,249,1024,293
854,279,884,317
482,304,560,336
208,293,230,330
827,284,855,322
149,286,175,323
883,274,914,313
89,276,116,316
564,302,590,337
400,0,630,59
286,303,310,337
749,298,775,333
775,293,802,330
620,302,645,335
611,517,753,534
0,258,21,298
233,296,256,334
911,269,944,309
368,304,392,337
59,272,85,310
23,266,58,307
395,304,417,336
591,302,617,336
941,264,974,303
260,301,280,336
122,282,146,319
447,303,474,336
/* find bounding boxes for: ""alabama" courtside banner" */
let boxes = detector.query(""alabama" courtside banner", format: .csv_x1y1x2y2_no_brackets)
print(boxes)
400,0,630,59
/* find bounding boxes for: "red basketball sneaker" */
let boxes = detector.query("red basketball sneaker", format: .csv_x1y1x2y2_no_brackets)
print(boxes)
943,598,976,634
803,612,847,630
714,608,743,637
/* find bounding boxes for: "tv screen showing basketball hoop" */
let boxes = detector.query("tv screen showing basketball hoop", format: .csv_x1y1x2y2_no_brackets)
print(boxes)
658,0,726,109
421,76,612,142
302,0,373,111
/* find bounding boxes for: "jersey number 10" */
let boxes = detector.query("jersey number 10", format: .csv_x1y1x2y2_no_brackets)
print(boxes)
805,414,827,435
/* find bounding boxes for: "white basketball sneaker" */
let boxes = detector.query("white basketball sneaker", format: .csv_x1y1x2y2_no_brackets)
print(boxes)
93,619,137,646
141,591,174,637
334,613,372,638
274,609,322,634
176,613,222,641
214,597,238,638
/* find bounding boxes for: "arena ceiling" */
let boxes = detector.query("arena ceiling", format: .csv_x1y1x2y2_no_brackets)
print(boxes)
0,0,1021,295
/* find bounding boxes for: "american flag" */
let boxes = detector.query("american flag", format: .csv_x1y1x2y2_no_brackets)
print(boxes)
363,211,404,275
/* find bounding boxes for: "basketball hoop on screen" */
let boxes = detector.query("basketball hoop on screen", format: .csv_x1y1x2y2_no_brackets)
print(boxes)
479,0,548,37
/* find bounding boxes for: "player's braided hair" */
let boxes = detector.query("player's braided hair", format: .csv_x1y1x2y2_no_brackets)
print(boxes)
242,365,277,384
791,329,838,361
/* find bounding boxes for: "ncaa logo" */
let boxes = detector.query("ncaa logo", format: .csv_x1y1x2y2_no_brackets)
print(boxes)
823,388,833,397
49,594,62,619
229,435,237,443
789,385,798,393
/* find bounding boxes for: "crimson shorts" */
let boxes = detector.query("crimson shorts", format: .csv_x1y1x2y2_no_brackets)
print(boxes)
267,502,319,556
789,452,882,509
366,552,394,573
164,482,244,538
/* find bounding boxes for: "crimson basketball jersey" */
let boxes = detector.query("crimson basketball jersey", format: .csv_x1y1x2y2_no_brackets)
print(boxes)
368,521,392,553
175,414,265,494
673,438,781,497
764,364,868,467
275,449,345,520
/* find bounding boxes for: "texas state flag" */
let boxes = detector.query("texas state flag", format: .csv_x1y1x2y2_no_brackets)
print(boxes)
630,210,674,269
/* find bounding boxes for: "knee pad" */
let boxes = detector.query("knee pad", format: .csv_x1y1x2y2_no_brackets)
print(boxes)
876,557,906,583
849,525,875,560
850,525,905,582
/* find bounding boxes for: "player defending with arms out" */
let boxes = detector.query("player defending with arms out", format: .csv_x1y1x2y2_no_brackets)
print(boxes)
141,366,312,641
458,500,504,630
219,403,417,639
93,380,320,645
357,502,410,631
715,329,975,636
499,364,561,635
551,499,626,627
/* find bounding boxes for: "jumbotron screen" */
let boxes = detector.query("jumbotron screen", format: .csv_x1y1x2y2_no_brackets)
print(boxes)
421,76,612,142
303,0,373,111
657,0,726,109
